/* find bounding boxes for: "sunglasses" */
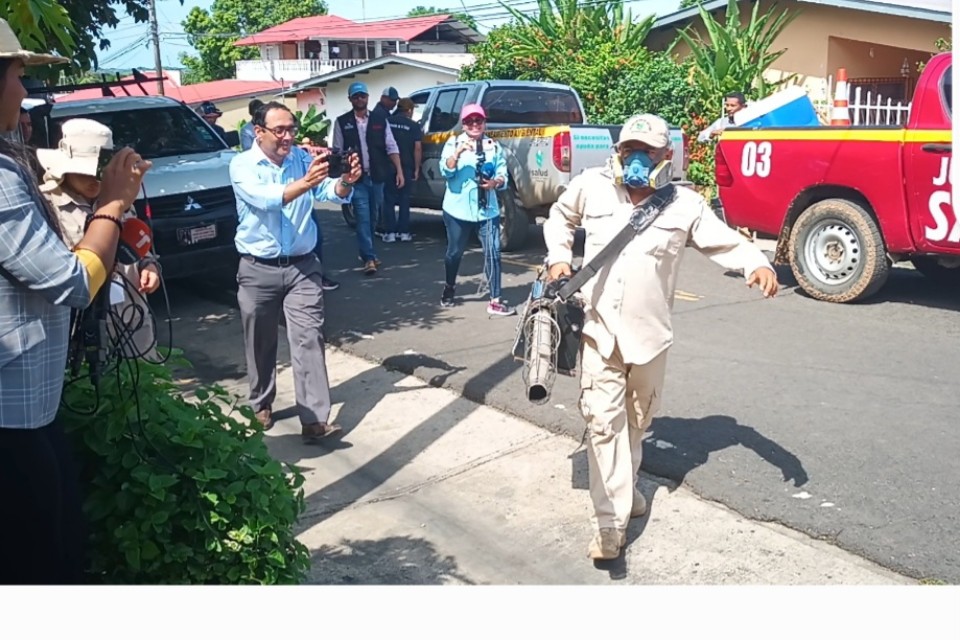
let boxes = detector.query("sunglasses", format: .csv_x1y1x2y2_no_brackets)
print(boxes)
463,118,485,126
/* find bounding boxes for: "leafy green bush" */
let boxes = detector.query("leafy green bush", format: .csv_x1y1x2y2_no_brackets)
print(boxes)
604,52,695,127
60,357,310,584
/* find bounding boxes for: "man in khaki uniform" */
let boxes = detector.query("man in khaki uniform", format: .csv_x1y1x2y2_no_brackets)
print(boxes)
542,113,779,560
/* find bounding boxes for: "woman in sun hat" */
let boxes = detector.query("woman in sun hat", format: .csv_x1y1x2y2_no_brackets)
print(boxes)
0,18,151,584
438,103,514,316
38,118,162,361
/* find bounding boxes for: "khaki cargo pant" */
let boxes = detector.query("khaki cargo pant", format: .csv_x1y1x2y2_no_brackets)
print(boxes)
579,335,668,531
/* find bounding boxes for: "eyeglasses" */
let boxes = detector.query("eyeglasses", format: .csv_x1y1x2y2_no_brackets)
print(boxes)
463,118,485,127
262,125,299,138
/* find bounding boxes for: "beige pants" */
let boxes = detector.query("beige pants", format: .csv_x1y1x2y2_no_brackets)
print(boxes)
579,335,668,531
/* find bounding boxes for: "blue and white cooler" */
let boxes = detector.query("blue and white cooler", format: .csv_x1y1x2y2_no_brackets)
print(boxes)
733,86,821,128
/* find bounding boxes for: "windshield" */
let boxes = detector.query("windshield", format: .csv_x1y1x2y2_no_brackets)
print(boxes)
480,88,584,125
48,105,226,159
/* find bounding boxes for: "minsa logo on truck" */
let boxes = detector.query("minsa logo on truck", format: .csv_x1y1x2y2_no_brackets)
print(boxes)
926,156,956,243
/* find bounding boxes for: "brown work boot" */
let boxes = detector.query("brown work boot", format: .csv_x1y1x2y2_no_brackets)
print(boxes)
363,260,378,276
631,488,647,518
301,422,344,444
255,407,274,431
587,528,625,560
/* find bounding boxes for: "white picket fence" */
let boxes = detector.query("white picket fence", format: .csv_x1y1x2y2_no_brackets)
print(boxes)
823,74,912,126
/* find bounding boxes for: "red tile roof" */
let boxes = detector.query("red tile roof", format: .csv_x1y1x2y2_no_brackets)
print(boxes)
56,76,286,105
234,13,452,46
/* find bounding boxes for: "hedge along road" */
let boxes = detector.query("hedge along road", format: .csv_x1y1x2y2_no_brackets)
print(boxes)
178,204,960,583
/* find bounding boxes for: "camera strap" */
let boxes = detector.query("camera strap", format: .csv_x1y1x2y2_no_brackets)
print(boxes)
556,183,677,302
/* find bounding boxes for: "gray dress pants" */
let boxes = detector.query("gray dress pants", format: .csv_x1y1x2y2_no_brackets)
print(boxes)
236,254,332,426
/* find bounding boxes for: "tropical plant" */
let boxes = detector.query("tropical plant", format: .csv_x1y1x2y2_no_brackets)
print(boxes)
60,357,311,584
294,104,331,145
676,0,797,109
1,0,75,71
497,0,656,72
459,21,544,82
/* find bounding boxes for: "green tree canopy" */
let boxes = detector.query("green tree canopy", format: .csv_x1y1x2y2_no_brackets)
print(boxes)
179,0,327,84
2,0,163,76
407,5,478,31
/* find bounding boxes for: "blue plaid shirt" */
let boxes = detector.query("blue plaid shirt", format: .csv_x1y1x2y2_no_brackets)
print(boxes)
0,155,93,429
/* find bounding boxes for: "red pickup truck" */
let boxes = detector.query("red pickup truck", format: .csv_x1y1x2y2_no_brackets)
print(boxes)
715,52,954,303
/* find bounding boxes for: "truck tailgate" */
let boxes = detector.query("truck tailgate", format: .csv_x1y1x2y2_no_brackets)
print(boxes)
570,124,687,183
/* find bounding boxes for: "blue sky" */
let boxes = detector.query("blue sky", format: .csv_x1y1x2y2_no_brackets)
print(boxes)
98,0,683,71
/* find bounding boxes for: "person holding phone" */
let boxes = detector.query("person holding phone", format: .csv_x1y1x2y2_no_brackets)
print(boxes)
38,118,162,361
229,101,362,442
438,103,514,316
0,18,151,584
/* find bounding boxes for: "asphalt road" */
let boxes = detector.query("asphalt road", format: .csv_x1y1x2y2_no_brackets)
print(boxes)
175,202,960,583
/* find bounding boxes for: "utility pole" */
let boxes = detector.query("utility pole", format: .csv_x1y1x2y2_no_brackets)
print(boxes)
148,0,164,95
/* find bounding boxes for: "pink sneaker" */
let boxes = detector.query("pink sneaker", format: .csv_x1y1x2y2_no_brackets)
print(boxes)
487,299,516,317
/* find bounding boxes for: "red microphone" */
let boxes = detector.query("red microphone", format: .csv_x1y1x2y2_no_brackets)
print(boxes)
117,217,153,265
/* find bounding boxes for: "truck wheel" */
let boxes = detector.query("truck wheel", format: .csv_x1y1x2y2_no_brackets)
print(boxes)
788,198,890,303
499,184,530,252
911,256,960,284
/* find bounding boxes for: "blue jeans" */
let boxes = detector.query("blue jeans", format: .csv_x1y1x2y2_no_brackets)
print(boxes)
443,212,502,300
352,177,383,262
383,172,412,234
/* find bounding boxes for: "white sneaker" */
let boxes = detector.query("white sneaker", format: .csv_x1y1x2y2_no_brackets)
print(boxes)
399,233,414,242
382,233,397,243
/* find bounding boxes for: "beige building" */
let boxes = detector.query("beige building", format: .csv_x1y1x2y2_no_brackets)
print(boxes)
647,0,951,106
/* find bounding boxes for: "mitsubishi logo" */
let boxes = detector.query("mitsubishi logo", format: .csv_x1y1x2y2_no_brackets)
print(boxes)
184,196,202,211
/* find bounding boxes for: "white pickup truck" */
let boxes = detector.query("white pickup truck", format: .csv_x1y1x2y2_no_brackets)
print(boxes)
342,80,689,251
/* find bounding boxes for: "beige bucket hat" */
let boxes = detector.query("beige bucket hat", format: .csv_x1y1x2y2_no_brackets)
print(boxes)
0,18,69,66
37,118,114,181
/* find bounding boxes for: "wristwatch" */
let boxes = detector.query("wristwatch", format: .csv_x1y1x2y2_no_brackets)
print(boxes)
339,179,355,189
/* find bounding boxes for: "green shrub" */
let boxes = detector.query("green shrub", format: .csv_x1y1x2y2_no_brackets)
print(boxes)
60,357,311,584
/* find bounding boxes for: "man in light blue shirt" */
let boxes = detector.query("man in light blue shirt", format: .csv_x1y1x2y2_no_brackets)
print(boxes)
230,101,361,444
239,99,262,151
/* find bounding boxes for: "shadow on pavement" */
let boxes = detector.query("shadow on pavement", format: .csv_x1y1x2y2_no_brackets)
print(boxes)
643,415,809,489
309,535,475,585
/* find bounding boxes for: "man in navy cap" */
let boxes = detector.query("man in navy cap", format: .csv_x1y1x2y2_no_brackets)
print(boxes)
332,81,403,276
373,86,399,119
198,100,226,140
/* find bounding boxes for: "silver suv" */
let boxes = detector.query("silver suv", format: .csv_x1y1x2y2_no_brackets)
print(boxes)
32,95,238,279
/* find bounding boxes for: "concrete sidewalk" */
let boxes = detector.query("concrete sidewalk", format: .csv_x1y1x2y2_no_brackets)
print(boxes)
207,347,912,585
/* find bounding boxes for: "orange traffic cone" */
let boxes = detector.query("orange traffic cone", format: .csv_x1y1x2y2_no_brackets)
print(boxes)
830,68,851,126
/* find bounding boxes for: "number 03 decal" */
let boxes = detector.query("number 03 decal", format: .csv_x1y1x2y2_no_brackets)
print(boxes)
741,141,772,178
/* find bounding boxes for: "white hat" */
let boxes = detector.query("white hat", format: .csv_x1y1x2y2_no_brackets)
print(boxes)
36,118,114,181
0,18,69,66
618,113,670,149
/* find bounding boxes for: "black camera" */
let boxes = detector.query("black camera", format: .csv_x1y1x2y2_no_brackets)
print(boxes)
95,147,116,180
326,147,355,177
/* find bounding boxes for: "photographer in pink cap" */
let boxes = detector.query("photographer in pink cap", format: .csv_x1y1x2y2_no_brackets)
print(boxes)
438,103,514,316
